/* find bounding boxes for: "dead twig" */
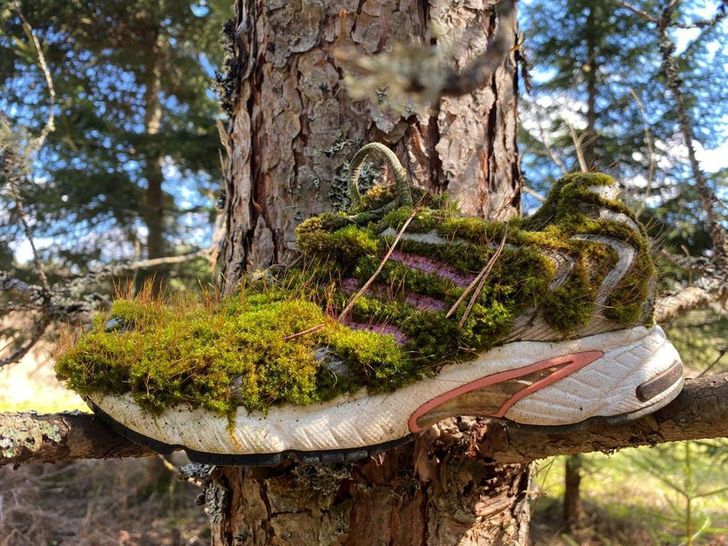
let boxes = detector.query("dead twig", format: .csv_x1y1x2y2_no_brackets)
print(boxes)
14,3,55,151
567,122,588,172
616,0,658,22
523,186,546,203
284,323,325,341
682,9,727,56
459,227,509,327
446,227,509,323
534,106,568,175
629,88,656,216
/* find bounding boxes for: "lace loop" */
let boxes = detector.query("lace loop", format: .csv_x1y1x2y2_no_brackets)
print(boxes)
348,143,413,207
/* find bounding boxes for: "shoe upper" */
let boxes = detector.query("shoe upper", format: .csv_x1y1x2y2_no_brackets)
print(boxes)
295,156,655,364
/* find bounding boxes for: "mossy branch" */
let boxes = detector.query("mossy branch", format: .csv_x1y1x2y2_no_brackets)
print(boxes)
4,373,728,467
0,412,151,466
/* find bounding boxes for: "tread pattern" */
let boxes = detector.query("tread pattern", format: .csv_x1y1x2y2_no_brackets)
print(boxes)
90,401,414,466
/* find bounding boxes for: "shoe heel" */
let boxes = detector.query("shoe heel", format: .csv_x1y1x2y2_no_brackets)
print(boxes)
503,326,684,426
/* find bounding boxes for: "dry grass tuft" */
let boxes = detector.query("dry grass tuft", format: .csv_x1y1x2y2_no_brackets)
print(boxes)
0,456,208,546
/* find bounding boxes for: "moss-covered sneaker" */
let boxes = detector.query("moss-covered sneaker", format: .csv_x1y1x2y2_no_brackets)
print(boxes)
56,143,684,465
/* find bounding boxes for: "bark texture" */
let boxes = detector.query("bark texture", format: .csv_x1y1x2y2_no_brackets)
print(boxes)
214,0,525,544
206,440,530,546
4,374,728,468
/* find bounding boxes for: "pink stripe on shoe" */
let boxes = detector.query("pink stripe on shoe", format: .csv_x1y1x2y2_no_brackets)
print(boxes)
407,351,603,432
389,250,476,288
404,293,448,312
343,319,408,345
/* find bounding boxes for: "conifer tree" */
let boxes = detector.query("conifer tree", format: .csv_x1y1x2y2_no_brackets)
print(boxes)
0,0,226,270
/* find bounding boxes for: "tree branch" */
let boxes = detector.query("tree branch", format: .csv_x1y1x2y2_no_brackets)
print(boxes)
657,0,728,271
0,246,212,367
615,0,658,23
4,373,728,467
1,411,151,466
0,315,50,369
655,285,726,323
104,247,211,273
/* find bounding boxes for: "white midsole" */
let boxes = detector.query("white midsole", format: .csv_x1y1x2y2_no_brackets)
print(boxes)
87,326,682,455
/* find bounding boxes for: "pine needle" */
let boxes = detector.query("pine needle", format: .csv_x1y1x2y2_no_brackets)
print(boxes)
446,226,509,326
338,209,418,322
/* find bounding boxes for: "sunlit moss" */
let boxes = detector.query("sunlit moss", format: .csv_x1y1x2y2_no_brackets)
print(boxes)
57,172,656,415
56,295,411,416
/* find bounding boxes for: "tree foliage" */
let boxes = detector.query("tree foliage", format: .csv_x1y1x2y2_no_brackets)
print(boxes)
520,0,727,256
0,0,227,269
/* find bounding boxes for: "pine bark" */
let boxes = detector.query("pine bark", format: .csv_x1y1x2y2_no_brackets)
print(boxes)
214,1,525,544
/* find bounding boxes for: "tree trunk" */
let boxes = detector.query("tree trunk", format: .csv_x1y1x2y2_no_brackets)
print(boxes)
213,1,525,544
563,454,583,533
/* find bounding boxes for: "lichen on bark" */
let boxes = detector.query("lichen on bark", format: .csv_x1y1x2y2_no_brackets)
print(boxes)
1,415,63,459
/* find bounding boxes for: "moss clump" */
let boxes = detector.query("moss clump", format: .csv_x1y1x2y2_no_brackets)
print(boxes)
297,171,654,334
57,171,658,416
56,293,410,416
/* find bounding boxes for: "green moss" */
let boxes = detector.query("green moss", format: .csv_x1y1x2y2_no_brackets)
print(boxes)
524,172,617,231
56,295,412,416
296,218,380,265
541,276,597,333
353,184,397,212
604,250,655,325
57,171,658,415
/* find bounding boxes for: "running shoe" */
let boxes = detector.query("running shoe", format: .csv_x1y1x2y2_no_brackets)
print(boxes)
56,143,684,465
